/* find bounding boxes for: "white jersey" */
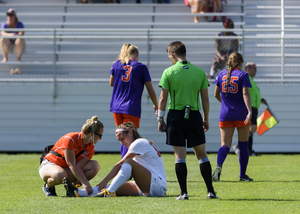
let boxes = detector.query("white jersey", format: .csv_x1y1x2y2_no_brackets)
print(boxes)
128,138,167,189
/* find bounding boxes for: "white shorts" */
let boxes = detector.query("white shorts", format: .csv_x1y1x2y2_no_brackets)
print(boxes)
38,159,56,179
131,173,167,197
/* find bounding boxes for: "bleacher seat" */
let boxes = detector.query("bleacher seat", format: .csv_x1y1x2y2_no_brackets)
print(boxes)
0,0,300,153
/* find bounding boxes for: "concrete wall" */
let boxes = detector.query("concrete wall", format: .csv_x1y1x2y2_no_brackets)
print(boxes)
0,82,299,153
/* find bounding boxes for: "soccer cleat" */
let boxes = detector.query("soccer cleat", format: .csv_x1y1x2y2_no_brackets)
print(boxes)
207,192,219,199
250,151,260,156
212,165,222,182
42,183,57,197
92,189,116,198
66,184,81,197
233,144,240,155
63,177,80,197
176,193,189,200
239,175,253,182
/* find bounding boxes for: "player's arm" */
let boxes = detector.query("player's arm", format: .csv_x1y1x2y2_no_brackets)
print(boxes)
214,85,222,103
64,149,93,194
243,87,252,125
109,74,114,87
200,88,210,132
158,88,168,132
97,152,137,190
145,81,158,111
76,156,90,169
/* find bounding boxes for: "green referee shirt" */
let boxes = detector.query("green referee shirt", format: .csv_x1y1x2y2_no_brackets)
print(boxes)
249,76,261,109
159,61,209,111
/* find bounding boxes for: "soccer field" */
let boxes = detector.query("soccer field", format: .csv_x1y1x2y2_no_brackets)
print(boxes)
0,153,299,213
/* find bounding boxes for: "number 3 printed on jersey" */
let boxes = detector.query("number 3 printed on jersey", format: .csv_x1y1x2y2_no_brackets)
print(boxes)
222,76,239,93
122,65,132,82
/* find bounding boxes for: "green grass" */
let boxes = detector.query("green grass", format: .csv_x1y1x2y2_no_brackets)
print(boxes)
0,153,300,213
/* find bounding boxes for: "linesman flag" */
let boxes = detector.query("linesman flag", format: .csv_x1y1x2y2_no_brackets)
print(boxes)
256,105,279,136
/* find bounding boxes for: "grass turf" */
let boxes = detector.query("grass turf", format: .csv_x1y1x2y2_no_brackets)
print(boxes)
0,153,299,213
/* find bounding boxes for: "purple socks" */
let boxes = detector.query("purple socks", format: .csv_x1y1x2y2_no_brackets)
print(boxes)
217,146,230,166
217,142,249,178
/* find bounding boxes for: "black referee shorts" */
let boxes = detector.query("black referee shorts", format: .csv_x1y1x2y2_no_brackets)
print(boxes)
166,110,206,148
251,107,258,125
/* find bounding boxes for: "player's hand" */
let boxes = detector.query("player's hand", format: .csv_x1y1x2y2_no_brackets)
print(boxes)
154,105,158,113
244,112,252,125
97,180,108,191
158,121,166,132
82,183,93,195
203,120,209,132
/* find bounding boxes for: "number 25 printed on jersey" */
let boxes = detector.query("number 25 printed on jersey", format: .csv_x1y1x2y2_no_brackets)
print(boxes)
222,76,239,93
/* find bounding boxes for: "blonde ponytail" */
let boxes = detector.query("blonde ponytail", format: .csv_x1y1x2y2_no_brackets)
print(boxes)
225,53,244,96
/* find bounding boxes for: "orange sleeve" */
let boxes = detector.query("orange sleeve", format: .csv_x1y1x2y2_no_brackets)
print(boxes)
60,135,76,151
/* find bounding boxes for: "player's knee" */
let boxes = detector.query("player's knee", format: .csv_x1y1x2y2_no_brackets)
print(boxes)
56,171,68,183
88,160,100,172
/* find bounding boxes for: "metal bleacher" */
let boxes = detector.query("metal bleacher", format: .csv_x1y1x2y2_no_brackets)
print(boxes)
0,0,300,153
0,0,246,80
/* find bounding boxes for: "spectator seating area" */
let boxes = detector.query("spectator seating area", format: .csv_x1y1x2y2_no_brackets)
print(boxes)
1,0,299,81
0,0,300,153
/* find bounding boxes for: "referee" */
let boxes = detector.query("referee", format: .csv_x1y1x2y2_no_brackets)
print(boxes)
157,41,218,200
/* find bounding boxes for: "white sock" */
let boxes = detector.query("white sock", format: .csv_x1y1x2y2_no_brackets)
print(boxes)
77,186,101,197
107,163,132,193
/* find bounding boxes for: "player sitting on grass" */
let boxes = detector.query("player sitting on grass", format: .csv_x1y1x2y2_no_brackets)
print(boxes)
64,122,167,197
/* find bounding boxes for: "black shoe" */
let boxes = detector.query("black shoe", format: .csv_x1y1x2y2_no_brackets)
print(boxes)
63,177,78,197
250,150,260,156
66,184,81,196
176,193,189,200
42,183,57,197
239,175,253,181
207,192,219,199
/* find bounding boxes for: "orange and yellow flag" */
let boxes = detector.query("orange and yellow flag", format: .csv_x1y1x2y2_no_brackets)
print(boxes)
256,107,279,136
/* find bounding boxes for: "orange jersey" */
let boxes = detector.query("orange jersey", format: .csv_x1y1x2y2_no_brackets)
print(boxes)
44,132,95,168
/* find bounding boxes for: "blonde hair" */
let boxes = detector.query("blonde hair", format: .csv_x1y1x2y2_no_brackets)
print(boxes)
81,116,104,134
225,52,244,96
116,122,153,145
118,43,139,64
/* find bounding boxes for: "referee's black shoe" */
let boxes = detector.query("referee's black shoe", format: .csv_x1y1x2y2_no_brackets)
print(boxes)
207,192,219,199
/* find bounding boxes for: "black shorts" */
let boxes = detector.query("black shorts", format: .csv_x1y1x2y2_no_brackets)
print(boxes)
166,110,206,148
251,107,258,125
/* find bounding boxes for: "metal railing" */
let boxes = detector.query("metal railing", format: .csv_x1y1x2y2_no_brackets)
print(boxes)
1,28,300,98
